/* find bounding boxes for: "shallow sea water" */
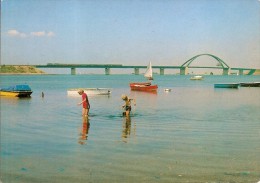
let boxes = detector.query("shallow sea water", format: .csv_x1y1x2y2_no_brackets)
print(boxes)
1,74,260,183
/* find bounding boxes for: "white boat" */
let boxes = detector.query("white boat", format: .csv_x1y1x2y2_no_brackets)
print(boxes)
164,88,172,92
190,75,203,80
67,88,111,96
144,61,153,80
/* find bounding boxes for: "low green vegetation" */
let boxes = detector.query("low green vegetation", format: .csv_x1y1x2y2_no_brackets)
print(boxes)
0,65,45,74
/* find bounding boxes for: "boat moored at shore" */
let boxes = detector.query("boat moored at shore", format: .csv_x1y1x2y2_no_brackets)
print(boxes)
0,84,33,97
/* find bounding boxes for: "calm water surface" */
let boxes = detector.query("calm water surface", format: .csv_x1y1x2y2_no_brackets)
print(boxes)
1,75,260,183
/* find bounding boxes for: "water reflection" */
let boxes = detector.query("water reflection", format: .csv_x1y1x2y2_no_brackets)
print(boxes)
130,90,157,96
78,116,90,145
0,96,31,101
122,116,136,143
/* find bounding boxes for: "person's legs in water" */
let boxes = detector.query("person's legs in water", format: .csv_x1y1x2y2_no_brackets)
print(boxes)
82,108,87,117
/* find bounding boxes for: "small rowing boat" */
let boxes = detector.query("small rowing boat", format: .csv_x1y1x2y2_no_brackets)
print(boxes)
214,83,239,89
129,82,158,92
67,88,111,96
0,84,33,97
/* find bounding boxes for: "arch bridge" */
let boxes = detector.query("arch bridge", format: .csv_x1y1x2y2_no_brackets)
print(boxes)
33,54,257,75
180,54,230,75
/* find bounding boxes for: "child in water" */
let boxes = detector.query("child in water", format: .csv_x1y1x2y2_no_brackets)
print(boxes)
78,90,90,117
121,94,136,117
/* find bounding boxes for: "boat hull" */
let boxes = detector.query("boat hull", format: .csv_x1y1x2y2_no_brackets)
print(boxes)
67,88,111,96
214,83,239,88
0,84,33,97
0,91,32,97
129,83,158,91
190,75,203,80
129,82,151,86
240,82,260,87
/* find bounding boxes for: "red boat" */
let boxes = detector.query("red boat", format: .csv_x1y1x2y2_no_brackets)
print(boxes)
129,62,158,92
129,82,158,92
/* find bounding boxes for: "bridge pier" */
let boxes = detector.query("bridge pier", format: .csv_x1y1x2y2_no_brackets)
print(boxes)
134,68,139,75
105,68,111,75
160,68,164,75
71,68,76,75
222,68,230,75
238,69,244,75
180,67,188,75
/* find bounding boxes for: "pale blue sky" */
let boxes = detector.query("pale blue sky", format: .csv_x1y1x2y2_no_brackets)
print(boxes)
1,0,260,69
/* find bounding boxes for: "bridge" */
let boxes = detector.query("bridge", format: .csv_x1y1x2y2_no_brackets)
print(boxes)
34,54,258,75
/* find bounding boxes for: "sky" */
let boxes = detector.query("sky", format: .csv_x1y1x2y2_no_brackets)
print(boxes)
1,0,260,70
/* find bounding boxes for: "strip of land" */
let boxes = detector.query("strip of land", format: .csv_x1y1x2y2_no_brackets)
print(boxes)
253,69,260,75
0,65,45,74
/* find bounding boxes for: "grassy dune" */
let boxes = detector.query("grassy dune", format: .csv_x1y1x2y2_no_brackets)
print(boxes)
0,65,45,74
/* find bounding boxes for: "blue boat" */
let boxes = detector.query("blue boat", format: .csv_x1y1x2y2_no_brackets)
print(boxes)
0,84,33,97
214,83,239,89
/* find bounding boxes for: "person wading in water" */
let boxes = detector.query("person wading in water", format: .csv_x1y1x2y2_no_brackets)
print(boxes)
78,90,90,117
121,94,136,117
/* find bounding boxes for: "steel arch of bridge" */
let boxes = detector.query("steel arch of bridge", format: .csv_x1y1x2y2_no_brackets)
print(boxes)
181,54,230,69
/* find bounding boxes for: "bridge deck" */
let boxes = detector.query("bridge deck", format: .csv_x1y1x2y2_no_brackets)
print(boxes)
3,64,255,75
35,64,181,69
35,64,254,70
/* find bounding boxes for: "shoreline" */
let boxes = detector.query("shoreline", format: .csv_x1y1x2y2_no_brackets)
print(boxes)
0,73,49,75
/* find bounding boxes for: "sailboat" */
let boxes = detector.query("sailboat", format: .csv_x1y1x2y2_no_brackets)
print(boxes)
144,61,153,80
129,62,158,92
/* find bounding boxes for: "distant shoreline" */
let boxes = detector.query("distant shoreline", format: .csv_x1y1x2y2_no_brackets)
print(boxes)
0,65,46,74
0,73,48,75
